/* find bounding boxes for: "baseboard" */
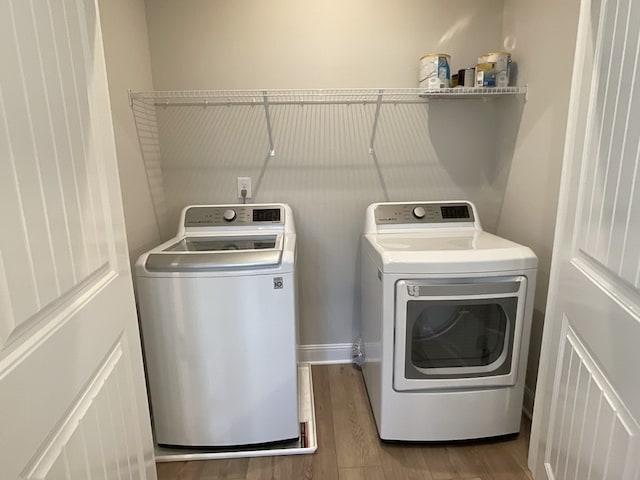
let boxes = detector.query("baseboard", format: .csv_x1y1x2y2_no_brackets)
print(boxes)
298,343,352,364
523,385,535,420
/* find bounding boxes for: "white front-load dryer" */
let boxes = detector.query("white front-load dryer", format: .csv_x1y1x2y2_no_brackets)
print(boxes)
360,201,537,441
136,203,298,447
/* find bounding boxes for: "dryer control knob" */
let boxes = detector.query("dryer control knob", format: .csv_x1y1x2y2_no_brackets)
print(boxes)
223,209,237,222
413,206,426,219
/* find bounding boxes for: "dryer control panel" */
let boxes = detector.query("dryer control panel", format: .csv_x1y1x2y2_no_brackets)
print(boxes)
374,202,474,225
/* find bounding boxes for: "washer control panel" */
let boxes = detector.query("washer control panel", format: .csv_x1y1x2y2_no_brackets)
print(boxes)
374,202,474,225
184,206,283,227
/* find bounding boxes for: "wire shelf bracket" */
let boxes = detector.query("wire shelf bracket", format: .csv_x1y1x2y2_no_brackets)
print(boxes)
369,89,384,155
367,90,389,201
262,91,276,157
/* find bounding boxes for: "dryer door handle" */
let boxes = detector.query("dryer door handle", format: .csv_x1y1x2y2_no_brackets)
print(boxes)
406,280,523,298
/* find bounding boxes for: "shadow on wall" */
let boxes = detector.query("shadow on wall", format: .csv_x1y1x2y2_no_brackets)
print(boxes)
131,93,526,347
428,96,526,233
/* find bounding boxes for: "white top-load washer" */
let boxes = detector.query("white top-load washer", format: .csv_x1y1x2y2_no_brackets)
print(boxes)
361,201,537,441
136,203,298,447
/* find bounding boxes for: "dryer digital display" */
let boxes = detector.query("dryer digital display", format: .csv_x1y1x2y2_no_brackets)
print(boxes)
440,205,470,219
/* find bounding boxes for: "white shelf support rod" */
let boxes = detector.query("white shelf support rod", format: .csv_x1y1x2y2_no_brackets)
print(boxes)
367,90,389,201
262,91,276,157
369,89,384,154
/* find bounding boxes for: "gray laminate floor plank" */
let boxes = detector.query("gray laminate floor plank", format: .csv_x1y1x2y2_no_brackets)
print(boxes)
327,364,382,469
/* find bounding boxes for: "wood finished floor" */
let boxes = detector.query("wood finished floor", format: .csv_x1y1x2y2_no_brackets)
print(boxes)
156,364,533,480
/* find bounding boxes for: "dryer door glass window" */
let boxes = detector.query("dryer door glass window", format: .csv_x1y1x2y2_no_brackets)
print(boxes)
405,297,517,379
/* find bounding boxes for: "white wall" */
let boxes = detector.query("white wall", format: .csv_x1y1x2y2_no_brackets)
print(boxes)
145,0,504,90
141,0,516,352
99,0,160,265
498,0,580,410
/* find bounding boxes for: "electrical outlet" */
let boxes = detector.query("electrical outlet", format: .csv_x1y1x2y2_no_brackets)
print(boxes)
237,176,252,199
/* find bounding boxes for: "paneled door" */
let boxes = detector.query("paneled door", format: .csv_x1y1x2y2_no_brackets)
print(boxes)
528,0,640,477
0,1,156,479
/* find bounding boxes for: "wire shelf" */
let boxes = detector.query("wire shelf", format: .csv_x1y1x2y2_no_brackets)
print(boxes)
420,86,527,99
129,87,527,107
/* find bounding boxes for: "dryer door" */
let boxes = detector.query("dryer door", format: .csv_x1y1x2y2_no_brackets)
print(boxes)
393,276,527,391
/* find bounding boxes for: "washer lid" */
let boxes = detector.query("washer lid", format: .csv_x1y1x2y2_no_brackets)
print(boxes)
164,235,278,252
144,234,283,272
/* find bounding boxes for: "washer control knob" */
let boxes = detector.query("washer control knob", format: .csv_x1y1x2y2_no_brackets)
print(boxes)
413,206,426,219
223,209,236,222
